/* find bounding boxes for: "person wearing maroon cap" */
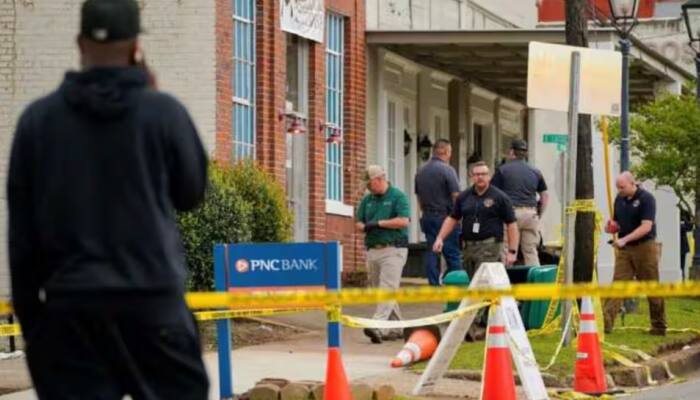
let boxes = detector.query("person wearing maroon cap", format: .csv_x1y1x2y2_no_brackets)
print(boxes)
7,1,209,398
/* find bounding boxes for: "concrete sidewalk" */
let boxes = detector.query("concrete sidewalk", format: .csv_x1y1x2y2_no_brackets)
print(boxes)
1,302,455,399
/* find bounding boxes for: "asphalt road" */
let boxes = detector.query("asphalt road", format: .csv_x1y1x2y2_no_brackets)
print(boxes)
626,373,700,399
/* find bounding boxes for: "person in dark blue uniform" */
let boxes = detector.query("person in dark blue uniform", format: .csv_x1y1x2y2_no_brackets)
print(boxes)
414,139,462,285
492,139,548,266
603,172,666,336
7,1,209,398
680,210,693,280
433,161,519,278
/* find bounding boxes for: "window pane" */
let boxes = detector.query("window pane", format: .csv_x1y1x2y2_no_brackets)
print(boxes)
232,0,256,161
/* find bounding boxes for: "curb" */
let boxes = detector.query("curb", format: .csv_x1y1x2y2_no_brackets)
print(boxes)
443,369,566,387
609,344,700,387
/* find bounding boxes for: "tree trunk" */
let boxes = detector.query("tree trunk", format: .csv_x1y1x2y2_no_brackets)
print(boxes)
692,175,700,280
566,0,596,283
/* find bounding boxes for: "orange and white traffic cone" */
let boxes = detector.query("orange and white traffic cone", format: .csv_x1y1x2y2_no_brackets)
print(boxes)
391,328,438,368
574,296,608,395
323,347,352,400
480,305,516,400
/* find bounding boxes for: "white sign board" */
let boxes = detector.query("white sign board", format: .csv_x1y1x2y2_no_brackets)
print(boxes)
413,263,549,400
280,0,324,43
527,42,622,116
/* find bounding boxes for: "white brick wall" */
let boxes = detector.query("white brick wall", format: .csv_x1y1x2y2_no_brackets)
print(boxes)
0,0,216,299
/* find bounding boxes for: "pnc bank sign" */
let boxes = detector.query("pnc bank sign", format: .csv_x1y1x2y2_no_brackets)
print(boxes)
235,258,319,273
224,242,332,288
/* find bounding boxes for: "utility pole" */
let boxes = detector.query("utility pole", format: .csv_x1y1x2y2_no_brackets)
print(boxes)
565,0,596,285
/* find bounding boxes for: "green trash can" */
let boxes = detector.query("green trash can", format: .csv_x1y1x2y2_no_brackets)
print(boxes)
442,270,470,313
524,265,560,330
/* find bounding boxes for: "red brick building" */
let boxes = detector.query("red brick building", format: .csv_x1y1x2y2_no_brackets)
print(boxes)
537,0,656,22
213,0,367,273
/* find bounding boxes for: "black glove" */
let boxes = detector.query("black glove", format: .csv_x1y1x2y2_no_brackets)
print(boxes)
364,221,380,232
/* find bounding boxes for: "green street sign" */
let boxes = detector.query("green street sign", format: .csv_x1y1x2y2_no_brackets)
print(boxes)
543,133,569,146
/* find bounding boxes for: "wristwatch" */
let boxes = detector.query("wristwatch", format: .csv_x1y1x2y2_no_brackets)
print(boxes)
508,249,517,255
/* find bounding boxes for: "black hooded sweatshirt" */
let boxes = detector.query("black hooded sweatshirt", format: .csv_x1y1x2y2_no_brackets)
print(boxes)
7,67,207,332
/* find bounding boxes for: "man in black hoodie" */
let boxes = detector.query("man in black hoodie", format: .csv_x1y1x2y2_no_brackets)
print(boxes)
7,1,209,398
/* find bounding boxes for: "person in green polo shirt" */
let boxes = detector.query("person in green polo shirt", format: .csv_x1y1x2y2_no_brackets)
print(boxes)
356,165,411,344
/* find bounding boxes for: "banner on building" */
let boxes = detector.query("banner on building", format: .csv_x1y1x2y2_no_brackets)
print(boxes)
280,0,324,43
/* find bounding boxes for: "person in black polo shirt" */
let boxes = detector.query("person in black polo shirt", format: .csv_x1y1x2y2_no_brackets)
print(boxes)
603,172,666,335
414,139,462,286
433,161,519,278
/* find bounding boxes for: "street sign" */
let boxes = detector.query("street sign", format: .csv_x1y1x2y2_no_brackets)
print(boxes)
543,133,568,145
543,133,569,152
527,42,622,116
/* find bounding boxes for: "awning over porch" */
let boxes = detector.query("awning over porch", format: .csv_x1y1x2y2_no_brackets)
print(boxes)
366,28,693,106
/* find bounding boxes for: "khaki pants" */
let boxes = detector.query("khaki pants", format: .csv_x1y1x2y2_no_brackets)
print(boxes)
515,207,540,266
367,247,408,336
463,239,502,280
603,240,666,332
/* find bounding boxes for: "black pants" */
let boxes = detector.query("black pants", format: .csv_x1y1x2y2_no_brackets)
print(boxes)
25,296,209,400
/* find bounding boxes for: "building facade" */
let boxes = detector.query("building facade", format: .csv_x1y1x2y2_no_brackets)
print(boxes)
0,0,366,298
366,0,692,283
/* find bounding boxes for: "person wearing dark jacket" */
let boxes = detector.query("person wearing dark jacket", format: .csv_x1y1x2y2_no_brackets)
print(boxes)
7,1,209,398
680,210,693,280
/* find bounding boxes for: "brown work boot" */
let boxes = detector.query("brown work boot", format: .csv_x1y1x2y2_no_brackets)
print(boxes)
649,328,666,336
465,325,486,342
363,328,382,344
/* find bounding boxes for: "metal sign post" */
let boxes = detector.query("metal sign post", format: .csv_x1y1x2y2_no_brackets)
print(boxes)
213,242,341,399
562,51,581,346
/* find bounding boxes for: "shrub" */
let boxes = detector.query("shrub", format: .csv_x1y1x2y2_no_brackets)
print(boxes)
177,163,252,291
177,161,293,291
229,160,293,243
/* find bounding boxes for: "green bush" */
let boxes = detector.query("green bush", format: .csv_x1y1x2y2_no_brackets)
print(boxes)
176,161,293,291
229,160,293,243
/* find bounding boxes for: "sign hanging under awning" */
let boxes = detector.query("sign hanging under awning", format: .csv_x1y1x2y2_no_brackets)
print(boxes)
527,41,622,116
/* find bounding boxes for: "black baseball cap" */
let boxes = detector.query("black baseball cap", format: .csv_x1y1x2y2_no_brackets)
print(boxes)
511,139,528,151
81,0,141,43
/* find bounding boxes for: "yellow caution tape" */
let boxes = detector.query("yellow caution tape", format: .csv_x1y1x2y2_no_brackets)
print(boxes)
602,347,659,386
0,302,12,316
540,308,574,372
195,307,321,321
0,324,21,337
4,281,700,314
549,390,618,399
341,301,490,330
327,304,341,323
603,340,682,384
183,281,700,309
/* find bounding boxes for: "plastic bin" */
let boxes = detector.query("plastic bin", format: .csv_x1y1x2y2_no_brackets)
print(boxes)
522,265,560,329
442,270,470,313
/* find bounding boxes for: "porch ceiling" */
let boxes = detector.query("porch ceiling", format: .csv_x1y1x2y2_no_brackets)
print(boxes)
367,29,693,107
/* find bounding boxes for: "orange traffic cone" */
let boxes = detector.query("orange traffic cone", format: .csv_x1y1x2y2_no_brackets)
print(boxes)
391,328,438,368
481,306,516,400
323,347,352,400
574,296,608,395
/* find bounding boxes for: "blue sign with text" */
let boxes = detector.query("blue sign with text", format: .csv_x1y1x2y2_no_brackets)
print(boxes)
225,242,329,288
213,241,341,399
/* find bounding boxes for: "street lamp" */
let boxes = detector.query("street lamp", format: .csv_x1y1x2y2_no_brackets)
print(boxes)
683,0,700,100
607,0,640,172
682,0,700,278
